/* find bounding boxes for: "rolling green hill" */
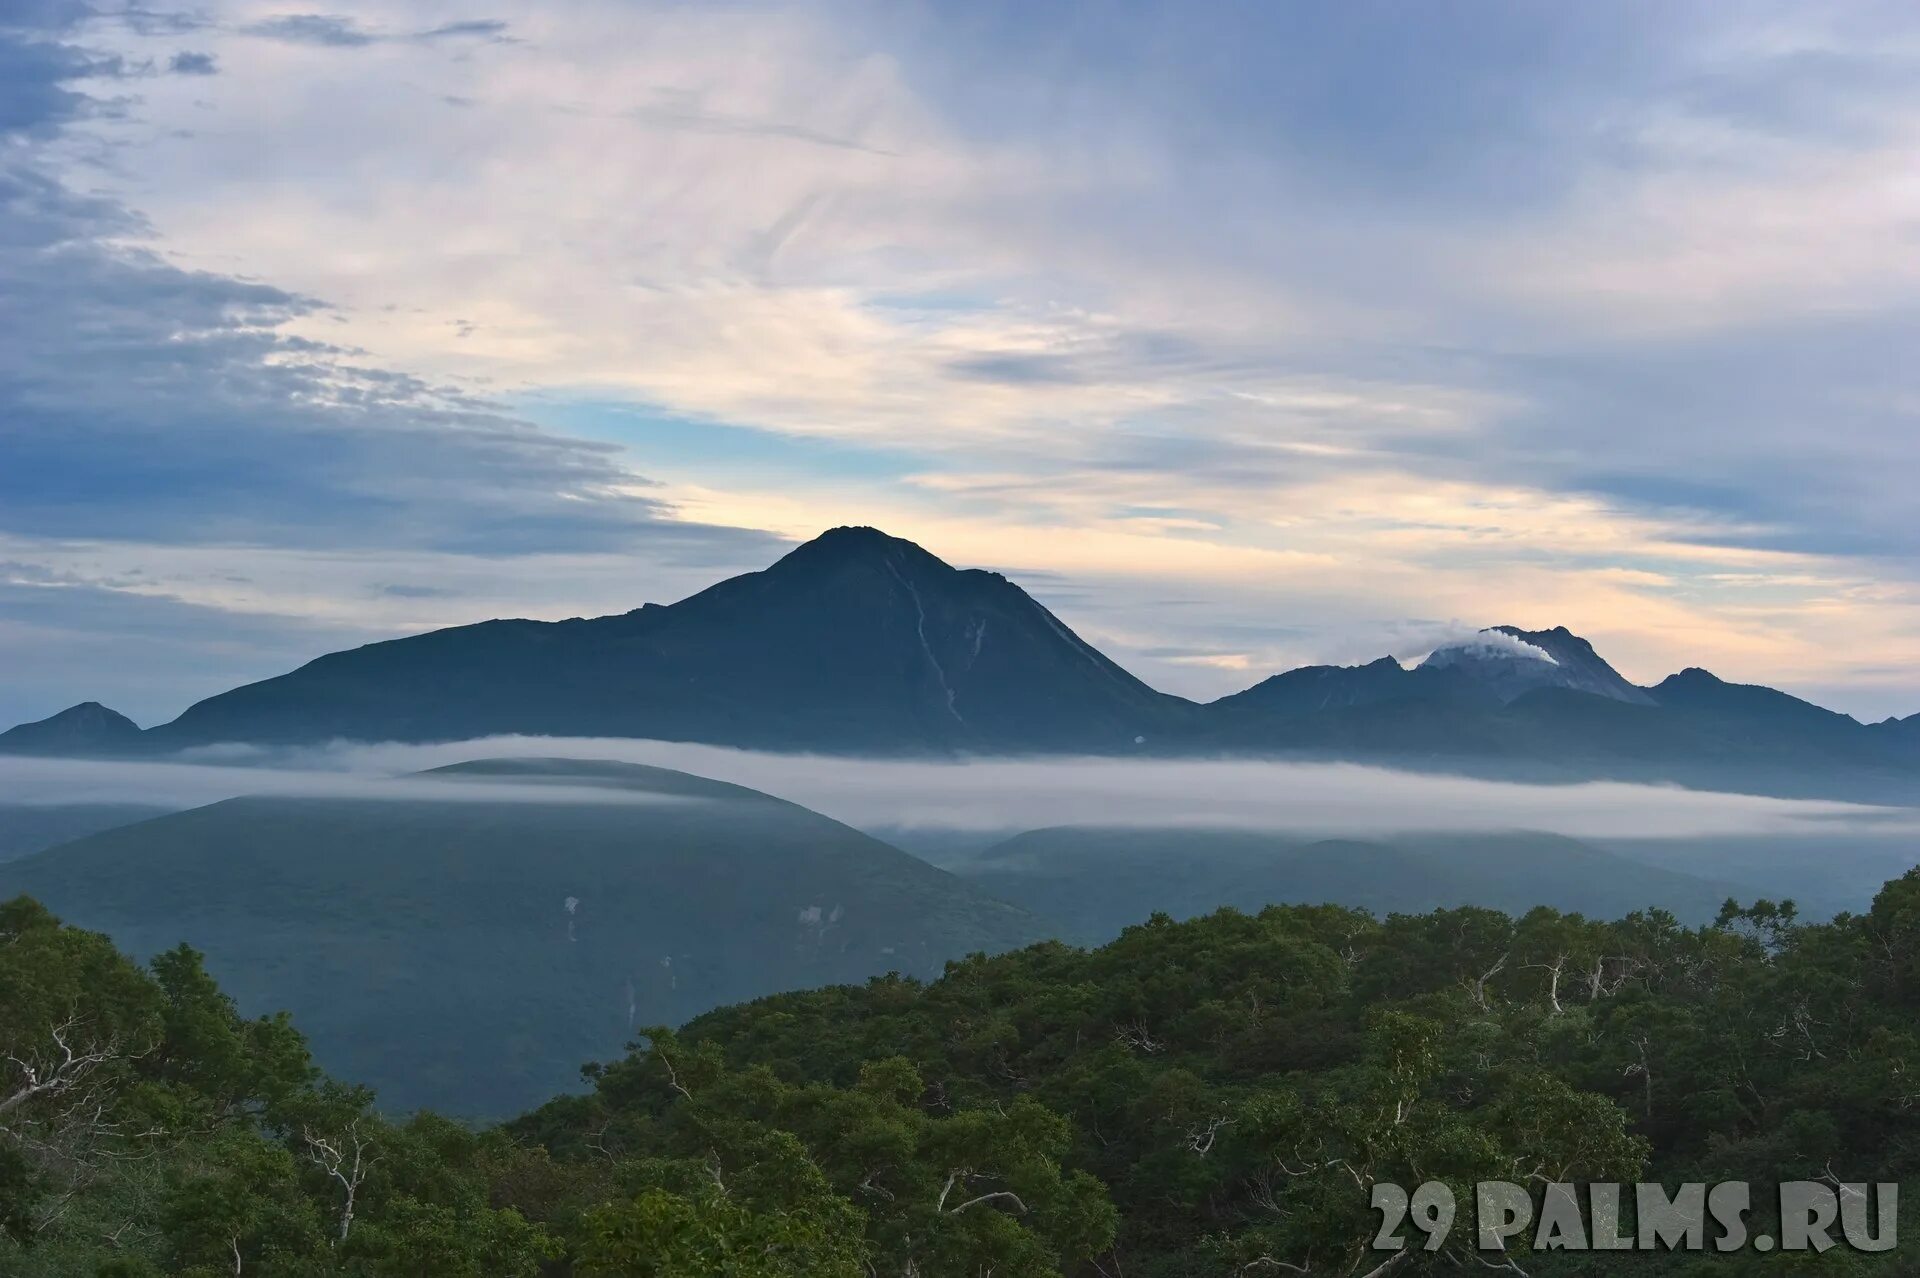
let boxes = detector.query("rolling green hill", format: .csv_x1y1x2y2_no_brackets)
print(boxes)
0,757,1044,1116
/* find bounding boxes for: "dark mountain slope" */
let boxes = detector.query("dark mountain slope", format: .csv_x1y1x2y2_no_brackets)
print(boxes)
1648,667,1893,766
1208,656,1483,717
0,757,1045,1116
1871,711,1920,759
146,527,1191,753
0,701,144,755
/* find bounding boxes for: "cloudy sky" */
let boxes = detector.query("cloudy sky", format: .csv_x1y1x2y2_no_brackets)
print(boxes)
4,1,1919,728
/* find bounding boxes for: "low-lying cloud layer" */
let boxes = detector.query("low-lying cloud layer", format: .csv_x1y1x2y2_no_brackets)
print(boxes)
0,753,699,812
2,737,1913,842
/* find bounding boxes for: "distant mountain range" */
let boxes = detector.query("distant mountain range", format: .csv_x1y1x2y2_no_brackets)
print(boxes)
4,526,1917,797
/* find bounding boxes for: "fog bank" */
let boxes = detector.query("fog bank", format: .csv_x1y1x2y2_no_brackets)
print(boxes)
3,736,1915,841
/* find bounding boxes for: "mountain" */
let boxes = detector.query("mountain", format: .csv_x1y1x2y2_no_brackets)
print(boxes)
1193,628,1920,798
0,701,143,755
1871,711,1920,759
2,528,1915,798
0,757,1045,1116
951,827,1747,946
1416,625,1654,705
1208,655,1480,717
1647,667,1891,763
1194,626,1652,721
144,526,1191,753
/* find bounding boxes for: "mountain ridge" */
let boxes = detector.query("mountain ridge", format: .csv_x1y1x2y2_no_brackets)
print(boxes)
4,527,1916,797
134,524,1193,755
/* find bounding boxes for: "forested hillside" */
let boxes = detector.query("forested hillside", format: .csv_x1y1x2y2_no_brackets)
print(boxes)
0,759,1045,1116
6,866,1920,1274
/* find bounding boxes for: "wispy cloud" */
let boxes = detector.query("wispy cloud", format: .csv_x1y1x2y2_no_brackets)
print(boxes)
241,13,511,48
619,90,896,156
0,6,782,723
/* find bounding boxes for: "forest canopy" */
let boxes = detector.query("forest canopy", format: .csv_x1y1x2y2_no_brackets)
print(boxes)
6,863,1920,1275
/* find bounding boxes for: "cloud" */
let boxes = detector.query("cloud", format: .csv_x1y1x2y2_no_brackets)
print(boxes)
4,0,1920,723
618,92,895,155
241,13,510,47
0,6,786,724
0,1,93,35
0,173,765,557
0,13,769,561
1415,628,1559,667
946,352,1092,387
3,737,1915,843
372,582,456,599
167,49,216,73
0,753,700,810
112,8,210,38
412,19,510,42
0,30,104,135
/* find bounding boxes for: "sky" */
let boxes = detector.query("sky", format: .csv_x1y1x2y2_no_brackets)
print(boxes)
4,0,1920,728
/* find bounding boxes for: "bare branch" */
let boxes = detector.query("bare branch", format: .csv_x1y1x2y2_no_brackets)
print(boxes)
1182,1115,1234,1156
946,1190,1029,1215
1,1017,121,1121
303,1119,378,1243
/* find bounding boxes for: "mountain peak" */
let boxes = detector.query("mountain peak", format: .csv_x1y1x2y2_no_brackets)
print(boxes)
1418,625,1653,706
817,524,908,545
0,701,145,756
1492,624,1595,660
1650,667,1869,737
804,524,932,555
152,524,1184,753
764,526,955,580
